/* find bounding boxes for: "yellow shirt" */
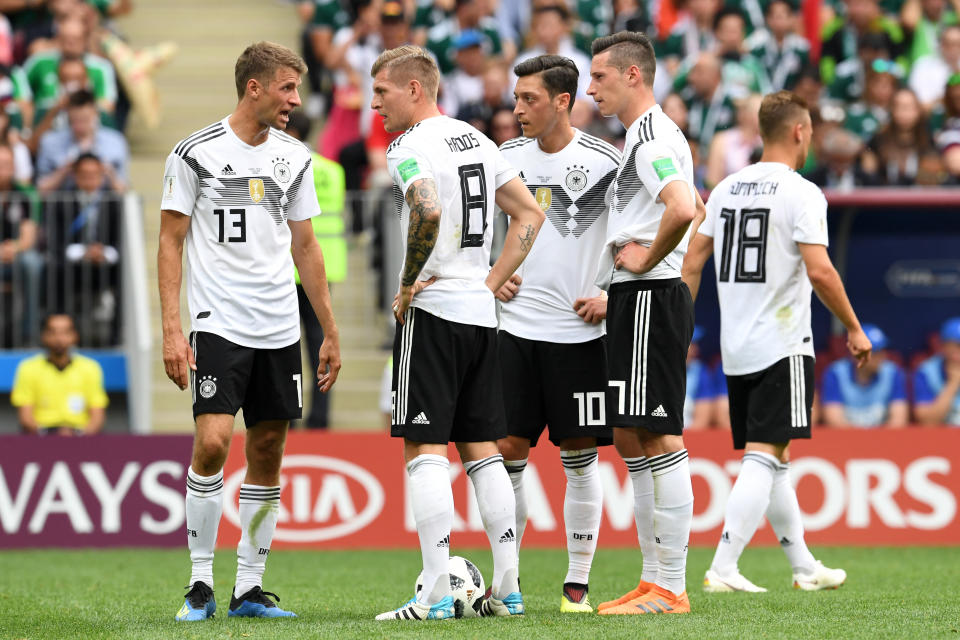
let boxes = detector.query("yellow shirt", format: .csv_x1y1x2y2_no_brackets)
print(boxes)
10,354,109,429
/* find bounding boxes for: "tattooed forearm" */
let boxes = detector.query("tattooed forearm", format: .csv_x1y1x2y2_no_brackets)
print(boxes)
401,178,442,286
518,223,535,253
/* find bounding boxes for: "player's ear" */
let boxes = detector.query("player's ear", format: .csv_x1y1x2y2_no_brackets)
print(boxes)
408,78,421,99
556,92,570,113
246,77,261,99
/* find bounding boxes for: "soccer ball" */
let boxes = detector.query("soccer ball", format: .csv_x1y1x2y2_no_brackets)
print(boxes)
415,555,486,618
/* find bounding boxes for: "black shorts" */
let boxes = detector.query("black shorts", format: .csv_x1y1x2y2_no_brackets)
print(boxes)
391,307,505,444
605,278,694,435
726,355,813,449
498,332,612,447
190,331,303,427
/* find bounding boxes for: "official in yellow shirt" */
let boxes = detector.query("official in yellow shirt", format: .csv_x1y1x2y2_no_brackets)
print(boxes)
11,314,108,435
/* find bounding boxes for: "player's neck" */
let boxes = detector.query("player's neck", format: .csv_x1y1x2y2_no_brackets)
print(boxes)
536,120,574,154
406,103,443,129
228,108,271,147
618,94,656,131
759,146,798,169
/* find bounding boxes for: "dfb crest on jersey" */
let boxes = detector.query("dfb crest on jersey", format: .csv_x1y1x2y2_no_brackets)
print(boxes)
199,375,218,399
249,178,265,203
272,157,291,183
535,187,552,211
565,165,588,192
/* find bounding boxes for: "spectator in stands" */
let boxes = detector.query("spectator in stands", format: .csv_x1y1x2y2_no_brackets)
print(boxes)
0,63,34,134
515,5,592,100
933,74,960,177
862,88,933,185
44,152,122,343
286,111,346,429
427,0,503,75
902,0,959,65
820,0,907,86
684,326,716,430
0,144,42,345
827,32,897,104
35,89,128,193
909,24,960,110
440,30,487,120
23,16,117,122
710,8,771,95
843,62,898,142
299,0,350,116
821,324,909,427
746,0,810,92
489,106,520,146
0,107,33,184
914,317,960,426
662,91,705,186
613,0,652,35
705,93,763,189
10,313,108,435
679,52,737,148
660,0,721,71
807,127,879,188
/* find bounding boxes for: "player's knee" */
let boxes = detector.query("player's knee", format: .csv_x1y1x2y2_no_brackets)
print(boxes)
194,433,230,469
498,436,530,461
247,430,285,464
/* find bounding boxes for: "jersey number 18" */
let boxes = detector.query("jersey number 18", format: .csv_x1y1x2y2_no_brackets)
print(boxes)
718,207,769,283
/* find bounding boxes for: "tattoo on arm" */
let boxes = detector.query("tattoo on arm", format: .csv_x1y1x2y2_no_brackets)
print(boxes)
401,178,442,286
518,223,535,253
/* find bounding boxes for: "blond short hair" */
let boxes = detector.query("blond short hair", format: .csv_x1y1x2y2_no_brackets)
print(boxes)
370,45,440,102
235,41,307,100
758,90,809,143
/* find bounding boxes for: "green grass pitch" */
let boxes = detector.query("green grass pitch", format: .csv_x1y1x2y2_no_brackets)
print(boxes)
1,546,958,639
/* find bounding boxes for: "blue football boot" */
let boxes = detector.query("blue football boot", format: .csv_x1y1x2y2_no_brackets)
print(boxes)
228,586,297,618
175,581,216,621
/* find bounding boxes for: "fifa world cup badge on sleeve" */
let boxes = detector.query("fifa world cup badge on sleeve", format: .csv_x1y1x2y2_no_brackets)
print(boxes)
397,158,421,183
652,157,678,180
163,175,176,201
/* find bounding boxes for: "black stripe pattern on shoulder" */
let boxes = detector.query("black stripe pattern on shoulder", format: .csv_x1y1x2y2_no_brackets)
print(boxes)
175,124,226,160
269,127,307,148
577,138,621,167
635,112,656,146
174,122,221,156
499,136,534,152
580,132,621,157
386,120,426,154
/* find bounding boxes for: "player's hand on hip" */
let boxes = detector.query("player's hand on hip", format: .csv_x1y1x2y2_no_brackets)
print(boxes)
162,331,196,390
614,241,650,274
393,277,436,324
316,336,342,393
495,274,522,302
573,295,607,324
847,328,872,368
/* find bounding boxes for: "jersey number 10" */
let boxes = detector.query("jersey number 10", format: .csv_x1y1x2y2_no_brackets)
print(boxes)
717,207,769,283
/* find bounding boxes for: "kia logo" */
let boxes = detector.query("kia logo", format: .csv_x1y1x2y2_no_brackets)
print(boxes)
223,455,385,542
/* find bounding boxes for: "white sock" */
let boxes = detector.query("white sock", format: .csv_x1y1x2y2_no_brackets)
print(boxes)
407,454,454,605
234,484,280,598
561,448,602,586
464,454,519,598
185,467,223,588
710,451,778,576
503,458,528,549
766,461,817,575
624,456,658,583
649,450,693,595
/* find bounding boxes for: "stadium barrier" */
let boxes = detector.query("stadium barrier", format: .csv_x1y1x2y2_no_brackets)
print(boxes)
1,429,956,549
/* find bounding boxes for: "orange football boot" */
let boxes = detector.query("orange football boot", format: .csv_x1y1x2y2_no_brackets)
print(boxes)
598,584,690,615
596,580,656,612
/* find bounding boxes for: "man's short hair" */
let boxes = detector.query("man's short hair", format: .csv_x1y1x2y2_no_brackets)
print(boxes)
758,90,809,142
66,88,96,109
514,55,578,112
234,41,308,100
42,313,74,332
533,4,571,21
370,45,440,102
590,31,656,89
713,6,746,32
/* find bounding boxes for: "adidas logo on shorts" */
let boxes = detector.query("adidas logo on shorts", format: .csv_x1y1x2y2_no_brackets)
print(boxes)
412,412,430,425
652,405,668,417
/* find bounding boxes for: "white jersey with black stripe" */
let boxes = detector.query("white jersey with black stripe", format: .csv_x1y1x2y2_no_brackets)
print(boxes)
497,129,620,343
161,117,321,348
698,162,828,375
386,115,518,328
605,104,696,284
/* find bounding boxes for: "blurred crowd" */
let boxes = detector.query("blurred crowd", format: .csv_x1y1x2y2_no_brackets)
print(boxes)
0,0,134,347
297,0,960,191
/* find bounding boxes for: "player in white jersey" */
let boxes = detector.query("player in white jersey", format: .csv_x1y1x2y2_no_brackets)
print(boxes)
682,91,871,593
158,43,341,622
587,31,703,616
368,45,545,621
493,54,620,615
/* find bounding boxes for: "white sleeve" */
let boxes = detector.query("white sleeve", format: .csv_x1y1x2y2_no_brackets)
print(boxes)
698,189,719,238
287,155,322,222
634,139,689,201
792,182,828,246
386,140,435,196
160,152,199,216
492,146,519,189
